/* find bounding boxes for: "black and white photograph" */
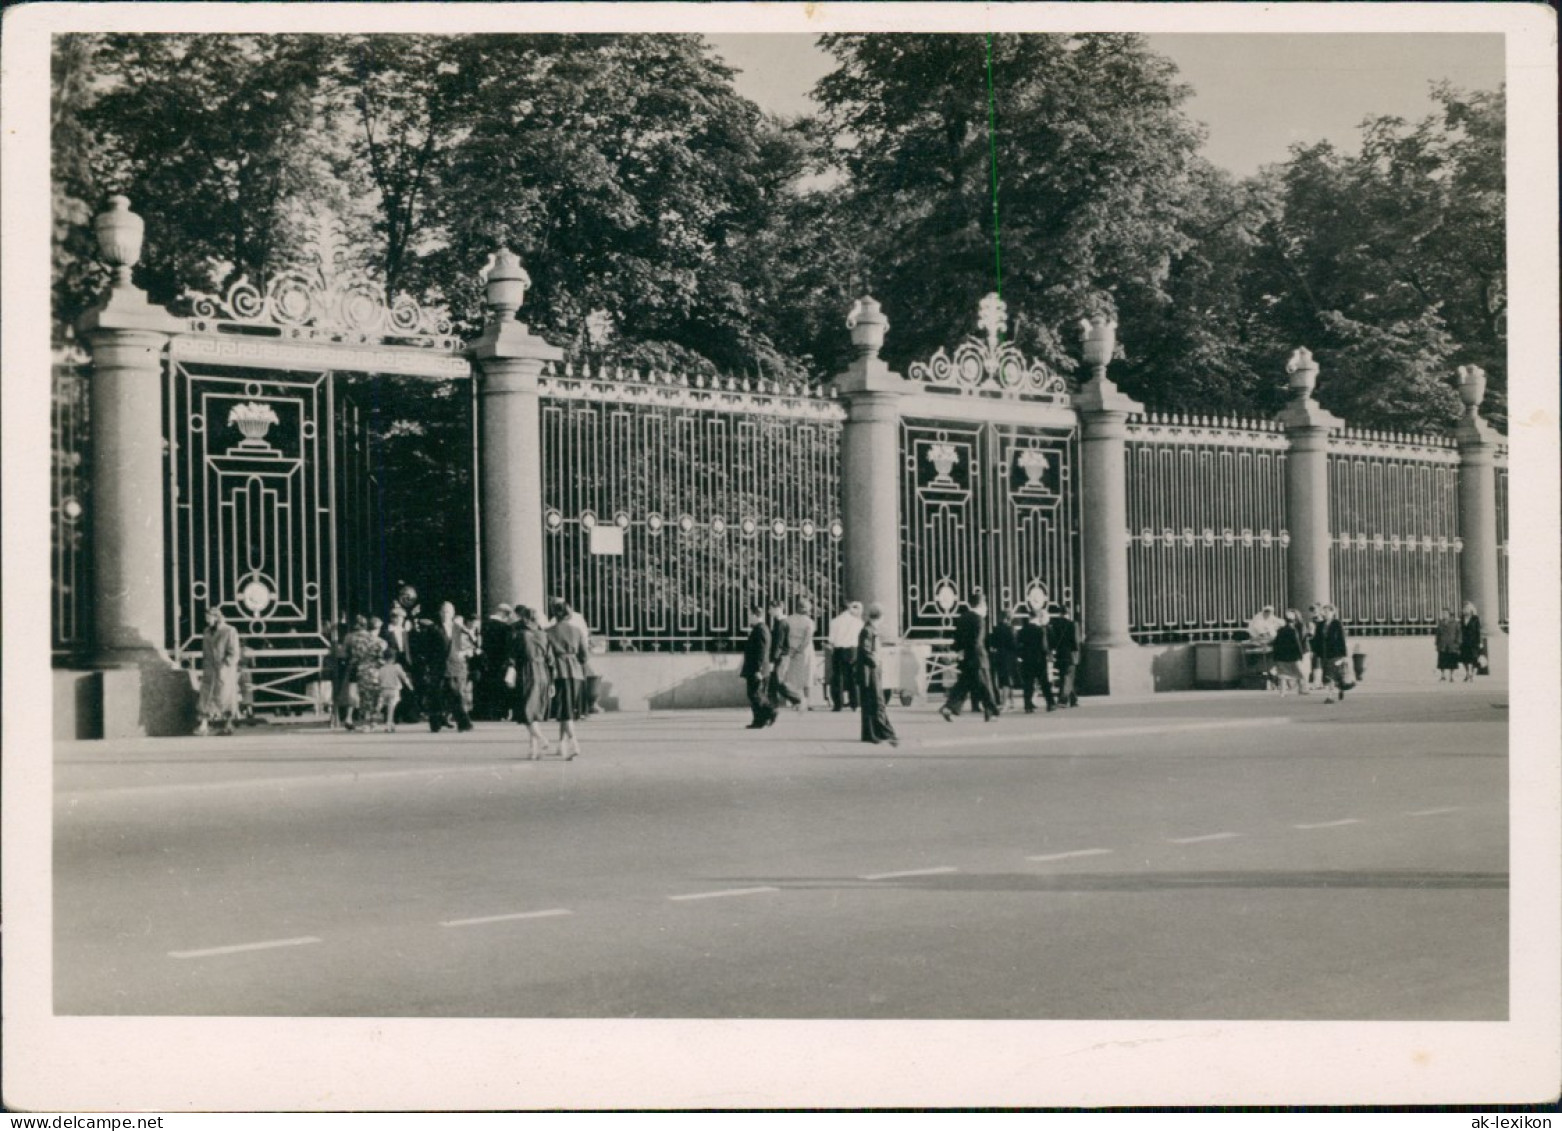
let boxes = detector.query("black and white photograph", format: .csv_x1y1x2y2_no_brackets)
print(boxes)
3,0,1558,1113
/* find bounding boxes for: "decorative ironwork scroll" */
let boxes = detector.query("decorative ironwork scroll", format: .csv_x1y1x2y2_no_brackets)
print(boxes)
899,417,1079,639
907,293,1069,401
540,367,844,651
1125,414,1288,642
177,213,460,352
167,360,377,712
1327,431,1461,633
51,358,91,661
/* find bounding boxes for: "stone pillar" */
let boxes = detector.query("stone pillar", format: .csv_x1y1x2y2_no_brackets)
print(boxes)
77,198,182,664
1455,365,1501,630
833,297,909,639
74,197,194,736
1276,348,1342,613
1072,315,1150,695
468,250,562,617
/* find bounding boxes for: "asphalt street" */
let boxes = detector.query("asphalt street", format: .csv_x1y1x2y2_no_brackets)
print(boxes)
53,678,1508,1019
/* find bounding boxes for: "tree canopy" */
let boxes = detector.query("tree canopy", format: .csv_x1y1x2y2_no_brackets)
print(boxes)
55,31,1504,429
51,31,1507,617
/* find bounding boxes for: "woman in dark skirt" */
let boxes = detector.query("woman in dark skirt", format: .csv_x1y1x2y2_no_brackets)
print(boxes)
857,604,899,746
546,598,587,759
509,606,555,758
1435,607,1462,681
1458,601,1484,682
987,609,1020,709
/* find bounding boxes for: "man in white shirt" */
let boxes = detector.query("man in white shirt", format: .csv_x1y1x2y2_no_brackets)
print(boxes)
827,600,865,712
1245,604,1284,643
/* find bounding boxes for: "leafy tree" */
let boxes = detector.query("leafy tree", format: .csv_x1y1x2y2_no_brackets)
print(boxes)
73,35,333,310
425,33,803,372
813,33,1208,378
1243,85,1504,431
1110,166,1288,417
319,36,480,299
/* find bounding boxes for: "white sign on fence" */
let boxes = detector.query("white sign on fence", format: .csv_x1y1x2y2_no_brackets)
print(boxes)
589,526,625,556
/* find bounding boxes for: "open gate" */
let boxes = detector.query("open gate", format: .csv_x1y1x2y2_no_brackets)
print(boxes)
163,232,468,713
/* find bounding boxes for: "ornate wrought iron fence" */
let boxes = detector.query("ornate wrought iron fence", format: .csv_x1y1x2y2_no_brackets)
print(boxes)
52,356,92,662
1496,444,1508,629
899,417,1079,639
1124,414,1289,642
539,363,845,651
1327,429,1461,635
166,357,386,713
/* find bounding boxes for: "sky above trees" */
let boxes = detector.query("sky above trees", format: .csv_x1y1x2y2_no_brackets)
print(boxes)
705,33,1504,175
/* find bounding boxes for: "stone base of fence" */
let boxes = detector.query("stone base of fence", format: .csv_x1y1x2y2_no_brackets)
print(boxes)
592,653,751,712
1121,631,1508,693
54,662,198,740
1078,644,1158,698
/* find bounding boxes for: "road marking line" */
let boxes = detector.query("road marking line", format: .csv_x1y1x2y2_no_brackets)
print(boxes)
920,717,1286,750
169,936,322,959
859,866,959,881
1026,849,1114,863
1293,819,1363,829
1166,832,1240,845
1408,807,1463,817
667,886,779,902
440,909,573,928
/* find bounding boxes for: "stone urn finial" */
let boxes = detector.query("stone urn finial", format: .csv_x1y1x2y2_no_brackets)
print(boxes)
847,295,888,359
1079,313,1117,375
94,195,144,289
1457,365,1487,416
481,248,531,322
1286,347,1319,400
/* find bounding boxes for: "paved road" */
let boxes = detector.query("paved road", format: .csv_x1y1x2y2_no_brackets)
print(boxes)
54,680,1508,1019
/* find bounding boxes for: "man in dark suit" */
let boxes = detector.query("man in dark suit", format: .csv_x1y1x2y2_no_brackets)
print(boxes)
1015,608,1057,713
939,589,1001,722
423,601,474,733
1047,603,1080,707
767,600,803,710
740,607,776,729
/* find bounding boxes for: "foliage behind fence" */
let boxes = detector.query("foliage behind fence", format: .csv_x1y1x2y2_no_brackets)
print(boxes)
1124,413,1290,643
539,364,846,650
1327,429,1462,634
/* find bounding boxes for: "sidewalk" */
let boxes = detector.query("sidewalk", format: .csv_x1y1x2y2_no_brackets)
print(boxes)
55,672,1508,769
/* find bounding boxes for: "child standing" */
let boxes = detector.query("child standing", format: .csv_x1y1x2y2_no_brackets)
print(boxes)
376,645,415,733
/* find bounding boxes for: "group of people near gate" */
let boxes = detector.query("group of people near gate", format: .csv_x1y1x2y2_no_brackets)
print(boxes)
1245,603,1354,701
738,589,1082,746
937,589,1080,724
195,586,597,758
1242,599,1488,701
740,595,902,744
320,591,597,759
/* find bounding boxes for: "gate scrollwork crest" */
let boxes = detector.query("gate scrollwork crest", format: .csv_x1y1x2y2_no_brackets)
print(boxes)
907,293,1069,400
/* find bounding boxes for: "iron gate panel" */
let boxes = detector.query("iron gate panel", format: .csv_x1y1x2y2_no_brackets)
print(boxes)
899,417,1079,639
168,360,374,712
539,374,845,651
52,359,92,661
1327,436,1461,633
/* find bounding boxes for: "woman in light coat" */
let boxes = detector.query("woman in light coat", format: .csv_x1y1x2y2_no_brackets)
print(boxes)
509,605,555,758
546,598,588,760
197,608,241,736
